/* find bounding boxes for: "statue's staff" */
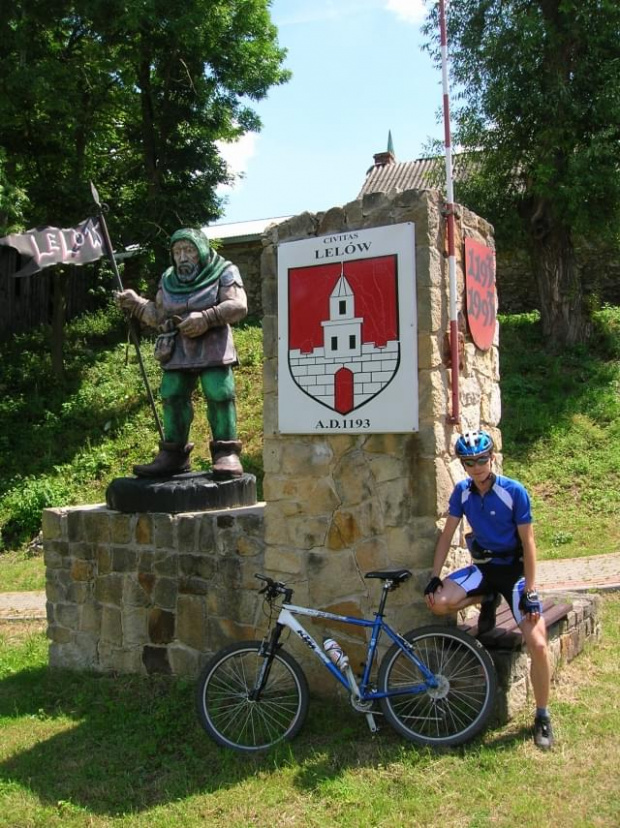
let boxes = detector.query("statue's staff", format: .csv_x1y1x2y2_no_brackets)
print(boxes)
90,181,165,441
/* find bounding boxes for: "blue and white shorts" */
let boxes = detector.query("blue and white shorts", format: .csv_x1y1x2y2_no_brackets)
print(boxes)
447,562,530,624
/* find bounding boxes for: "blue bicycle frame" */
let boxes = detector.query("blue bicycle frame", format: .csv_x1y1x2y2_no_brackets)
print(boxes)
273,601,440,700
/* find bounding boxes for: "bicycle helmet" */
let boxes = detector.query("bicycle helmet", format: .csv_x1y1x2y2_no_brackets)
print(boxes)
454,430,494,459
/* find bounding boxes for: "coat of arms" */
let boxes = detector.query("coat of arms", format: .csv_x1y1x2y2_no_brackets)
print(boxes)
277,222,418,434
288,257,399,414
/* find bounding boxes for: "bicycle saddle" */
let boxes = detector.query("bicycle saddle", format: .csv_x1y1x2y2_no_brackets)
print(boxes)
364,569,412,583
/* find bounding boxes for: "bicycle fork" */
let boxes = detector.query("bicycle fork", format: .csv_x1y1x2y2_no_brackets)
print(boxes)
249,624,286,701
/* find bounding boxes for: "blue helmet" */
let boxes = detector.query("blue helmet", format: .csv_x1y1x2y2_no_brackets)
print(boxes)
455,430,494,459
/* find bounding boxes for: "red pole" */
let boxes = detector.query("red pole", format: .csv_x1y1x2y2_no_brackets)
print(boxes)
439,0,460,425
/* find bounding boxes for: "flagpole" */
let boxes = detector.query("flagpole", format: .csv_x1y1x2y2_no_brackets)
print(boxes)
90,182,165,442
439,0,460,425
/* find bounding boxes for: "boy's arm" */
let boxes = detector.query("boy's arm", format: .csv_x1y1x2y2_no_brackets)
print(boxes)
424,515,461,608
432,515,461,578
517,522,537,592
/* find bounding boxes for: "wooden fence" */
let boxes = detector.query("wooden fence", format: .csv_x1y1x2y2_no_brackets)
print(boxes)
0,246,100,339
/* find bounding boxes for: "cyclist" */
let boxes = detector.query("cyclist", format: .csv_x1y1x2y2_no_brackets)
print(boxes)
423,429,554,750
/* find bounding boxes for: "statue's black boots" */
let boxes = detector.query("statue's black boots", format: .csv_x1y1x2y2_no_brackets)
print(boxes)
133,442,194,477
210,440,243,479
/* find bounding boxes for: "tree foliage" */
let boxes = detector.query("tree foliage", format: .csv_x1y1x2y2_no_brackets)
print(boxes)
0,0,289,268
425,0,620,349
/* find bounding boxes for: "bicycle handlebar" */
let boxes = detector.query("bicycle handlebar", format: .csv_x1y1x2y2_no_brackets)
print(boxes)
255,573,294,602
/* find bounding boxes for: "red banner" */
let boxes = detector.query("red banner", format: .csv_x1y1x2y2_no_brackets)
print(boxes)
464,238,497,351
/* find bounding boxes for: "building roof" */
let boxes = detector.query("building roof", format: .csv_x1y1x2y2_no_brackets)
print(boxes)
202,216,292,244
358,154,474,199
202,138,474,245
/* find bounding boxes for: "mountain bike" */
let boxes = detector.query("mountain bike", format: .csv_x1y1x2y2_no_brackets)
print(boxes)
195,569,497,752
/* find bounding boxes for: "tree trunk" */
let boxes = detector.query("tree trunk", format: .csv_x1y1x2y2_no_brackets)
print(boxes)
526,200,590,351
51,269,67,378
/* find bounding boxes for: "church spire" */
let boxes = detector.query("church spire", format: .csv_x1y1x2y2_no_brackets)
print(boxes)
372,131,396,168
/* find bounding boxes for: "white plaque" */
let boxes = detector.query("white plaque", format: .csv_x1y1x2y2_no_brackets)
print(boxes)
277,223,418,434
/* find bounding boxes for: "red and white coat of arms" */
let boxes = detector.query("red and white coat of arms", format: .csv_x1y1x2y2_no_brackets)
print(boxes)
278,223,418,434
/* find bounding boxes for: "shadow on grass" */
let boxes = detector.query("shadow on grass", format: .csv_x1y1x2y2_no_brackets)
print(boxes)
0,664,274,814
0,662,508,816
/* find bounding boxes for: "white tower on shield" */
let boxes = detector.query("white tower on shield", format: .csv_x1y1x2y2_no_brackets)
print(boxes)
321,271,363,357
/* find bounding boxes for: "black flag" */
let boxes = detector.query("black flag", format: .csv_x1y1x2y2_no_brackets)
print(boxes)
0,217,104,277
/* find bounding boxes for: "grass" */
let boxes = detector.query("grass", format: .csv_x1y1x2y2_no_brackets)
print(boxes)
0,595,618,827
499,306,620,558
0,301,263,552
1,303,619,588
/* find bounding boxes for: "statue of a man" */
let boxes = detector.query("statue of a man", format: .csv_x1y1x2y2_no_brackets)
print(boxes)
116,228,247,479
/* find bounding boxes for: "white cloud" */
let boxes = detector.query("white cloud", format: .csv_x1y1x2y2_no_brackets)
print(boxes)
385,0,427,24
216,133,259,191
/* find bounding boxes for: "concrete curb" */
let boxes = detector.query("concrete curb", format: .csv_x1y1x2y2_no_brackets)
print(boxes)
1,553,619,621
0,591,47,621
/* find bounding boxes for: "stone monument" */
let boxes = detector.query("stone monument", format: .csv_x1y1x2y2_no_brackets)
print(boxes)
43,188,500,682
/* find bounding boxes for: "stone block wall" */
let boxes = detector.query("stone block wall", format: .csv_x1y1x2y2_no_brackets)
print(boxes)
258,189,499,680
43,189,502,688
43,503,265,675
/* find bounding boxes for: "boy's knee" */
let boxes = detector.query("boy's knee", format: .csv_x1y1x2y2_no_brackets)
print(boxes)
525,628,549,658
429,595,455,616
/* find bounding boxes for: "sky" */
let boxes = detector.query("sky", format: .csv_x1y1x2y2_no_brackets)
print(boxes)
213,0,444,228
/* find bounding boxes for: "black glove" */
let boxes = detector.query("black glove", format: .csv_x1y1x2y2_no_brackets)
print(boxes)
424,576,443,597
519,589,542,615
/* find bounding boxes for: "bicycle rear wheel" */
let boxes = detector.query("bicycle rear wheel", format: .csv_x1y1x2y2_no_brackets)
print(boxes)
196,641,309,752
378,625,496,747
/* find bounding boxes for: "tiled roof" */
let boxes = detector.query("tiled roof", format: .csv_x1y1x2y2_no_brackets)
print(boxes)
358,155,473,198
202,215,292,243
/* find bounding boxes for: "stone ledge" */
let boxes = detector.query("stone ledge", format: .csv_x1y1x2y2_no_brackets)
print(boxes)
460,592,601,722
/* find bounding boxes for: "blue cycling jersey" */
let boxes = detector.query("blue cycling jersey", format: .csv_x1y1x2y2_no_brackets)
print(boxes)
448,474,532,553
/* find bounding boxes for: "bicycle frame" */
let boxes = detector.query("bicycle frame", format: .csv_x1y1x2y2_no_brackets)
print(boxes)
267,601,439,700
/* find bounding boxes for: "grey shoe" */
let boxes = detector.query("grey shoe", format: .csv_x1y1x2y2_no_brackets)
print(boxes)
534,715,554,750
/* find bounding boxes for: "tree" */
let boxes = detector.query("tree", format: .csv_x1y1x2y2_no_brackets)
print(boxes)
0,0,289,269
425,0,620,350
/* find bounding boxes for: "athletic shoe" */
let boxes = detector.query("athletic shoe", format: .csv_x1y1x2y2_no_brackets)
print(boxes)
477,592,501,636
534,715,554,750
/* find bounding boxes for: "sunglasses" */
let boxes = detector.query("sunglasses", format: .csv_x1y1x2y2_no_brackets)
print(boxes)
461,455,491,467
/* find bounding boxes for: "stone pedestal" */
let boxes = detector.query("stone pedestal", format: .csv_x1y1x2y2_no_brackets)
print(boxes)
43,502,265,675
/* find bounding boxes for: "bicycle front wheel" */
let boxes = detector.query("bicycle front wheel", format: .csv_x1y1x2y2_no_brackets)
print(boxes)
196,641,309,752
378,625,496,747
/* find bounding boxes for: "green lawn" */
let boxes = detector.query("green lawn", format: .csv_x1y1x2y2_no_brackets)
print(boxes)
0,595,618,827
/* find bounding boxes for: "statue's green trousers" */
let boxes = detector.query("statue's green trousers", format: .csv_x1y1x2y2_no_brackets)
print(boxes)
160,367,237,444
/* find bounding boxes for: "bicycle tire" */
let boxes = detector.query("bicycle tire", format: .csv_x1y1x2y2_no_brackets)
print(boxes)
378,625,496,747
195,640,309,752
